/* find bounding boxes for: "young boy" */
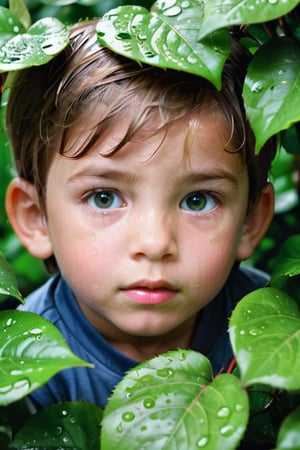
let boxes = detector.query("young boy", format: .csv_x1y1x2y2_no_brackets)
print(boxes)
5,20,275,410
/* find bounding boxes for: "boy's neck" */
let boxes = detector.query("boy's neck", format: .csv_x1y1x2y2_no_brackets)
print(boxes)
104,316,197,362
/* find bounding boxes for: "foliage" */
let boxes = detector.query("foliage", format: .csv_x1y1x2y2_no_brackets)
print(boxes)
0,0,299,449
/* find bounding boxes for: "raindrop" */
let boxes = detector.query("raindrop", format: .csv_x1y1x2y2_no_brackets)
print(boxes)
6,318,14,327
163,6,182,16
182,0,190,7
268,0,278,3
69,416,76,424
122,411,135,422
54,426,63,436
217,406,231,418
143,397,156,409
157,368,175,377
59,409,68,417
62,436,69,444
30,328,43,335
220,424,235,437
239,329,246,335
187,54,198,64
13,26,20,33
197,436,208,447
251,81,263,93
141,425,148,431
235,404,243,412
117,422,123,433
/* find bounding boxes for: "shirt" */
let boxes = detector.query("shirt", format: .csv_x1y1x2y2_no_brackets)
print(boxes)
18,263,268,409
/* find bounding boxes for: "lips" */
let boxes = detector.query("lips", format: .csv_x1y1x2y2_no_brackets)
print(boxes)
121,280,178,305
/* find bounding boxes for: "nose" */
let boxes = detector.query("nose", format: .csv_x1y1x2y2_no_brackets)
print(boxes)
128,210,178,261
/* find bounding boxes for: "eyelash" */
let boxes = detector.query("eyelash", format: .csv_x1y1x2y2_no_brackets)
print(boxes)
83,189,222,213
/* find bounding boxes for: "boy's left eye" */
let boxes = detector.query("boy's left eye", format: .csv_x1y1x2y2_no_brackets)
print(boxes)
180,192,217,213
87,190,123,209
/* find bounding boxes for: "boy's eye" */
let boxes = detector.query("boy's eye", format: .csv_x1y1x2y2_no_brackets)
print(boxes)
87,190,123,209
180,192,217,212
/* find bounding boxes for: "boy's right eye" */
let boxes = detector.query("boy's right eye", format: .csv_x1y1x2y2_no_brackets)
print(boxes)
87,190,123,209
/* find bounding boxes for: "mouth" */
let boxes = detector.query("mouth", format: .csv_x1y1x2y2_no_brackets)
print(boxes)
121,280,178,305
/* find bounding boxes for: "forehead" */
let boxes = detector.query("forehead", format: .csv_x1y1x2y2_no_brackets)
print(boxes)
54,105,245,181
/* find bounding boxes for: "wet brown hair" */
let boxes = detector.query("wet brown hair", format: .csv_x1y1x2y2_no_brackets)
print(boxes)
6,20,276,270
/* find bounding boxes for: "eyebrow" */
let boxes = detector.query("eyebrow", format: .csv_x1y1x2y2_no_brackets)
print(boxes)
67,166,240,189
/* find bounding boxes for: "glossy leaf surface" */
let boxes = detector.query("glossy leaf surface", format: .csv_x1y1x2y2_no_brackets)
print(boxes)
0,310,93,405
243,38,300,152
102,350,248,450
198,0,299,38
0,251,23,303
96,0,230,89
0,16,69,72
229,287,300,390
276,406,300,449
270,235,300,287
10,401,102,449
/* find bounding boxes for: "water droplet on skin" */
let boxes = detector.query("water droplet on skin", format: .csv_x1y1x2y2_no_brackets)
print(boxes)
217,406,231,418
122,411,135,422
197,436,208,447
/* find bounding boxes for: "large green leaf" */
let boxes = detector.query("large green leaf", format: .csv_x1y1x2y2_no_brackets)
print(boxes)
96,0,230,89
198,0,299,39
243,38,300,153
0,310,93,405
276,406,300,449
101,350,248,450
270,235,300,288
229,287,300,390
10,401,102,449
0,17,69,72
0,251,23,303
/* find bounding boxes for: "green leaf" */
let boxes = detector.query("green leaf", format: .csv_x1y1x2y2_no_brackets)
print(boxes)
271,235,300,288
0,17,69,72
229,287,300,390
9,0,31,30
0,251,23,303
96,1,231,89
276,406,300,449
0,6,24,46
101,350,248,450
243,38,300,153
198,0,299,39
10,401,102,449
0,310,93,405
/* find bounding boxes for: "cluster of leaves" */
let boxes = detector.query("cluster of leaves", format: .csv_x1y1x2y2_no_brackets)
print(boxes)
0,0,299,449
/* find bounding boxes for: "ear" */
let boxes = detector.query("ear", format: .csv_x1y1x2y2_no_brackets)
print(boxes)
236,182,274,262
5,178,53,259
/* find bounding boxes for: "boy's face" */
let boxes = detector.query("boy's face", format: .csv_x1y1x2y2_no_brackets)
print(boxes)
30,108,262,355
